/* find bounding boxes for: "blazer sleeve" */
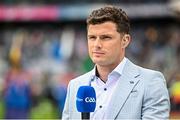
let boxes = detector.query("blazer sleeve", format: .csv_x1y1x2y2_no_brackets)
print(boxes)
62,80,72,120
142,71,170,119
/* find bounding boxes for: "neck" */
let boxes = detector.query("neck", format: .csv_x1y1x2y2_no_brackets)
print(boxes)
96,57,124,82
97,62,123,82
96,65,113,82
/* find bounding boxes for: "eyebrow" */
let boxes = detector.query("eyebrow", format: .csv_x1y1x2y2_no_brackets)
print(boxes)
88,33,113,36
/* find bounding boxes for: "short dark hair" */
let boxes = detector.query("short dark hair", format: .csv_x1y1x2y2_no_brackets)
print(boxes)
87,6,130,34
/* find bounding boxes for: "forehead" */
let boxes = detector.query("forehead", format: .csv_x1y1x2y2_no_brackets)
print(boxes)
87,22,118,35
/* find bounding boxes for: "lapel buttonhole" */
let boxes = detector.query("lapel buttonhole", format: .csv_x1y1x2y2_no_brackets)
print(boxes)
134,74,140,78
130,81,134,84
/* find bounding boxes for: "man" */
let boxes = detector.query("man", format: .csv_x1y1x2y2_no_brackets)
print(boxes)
62,6,170,119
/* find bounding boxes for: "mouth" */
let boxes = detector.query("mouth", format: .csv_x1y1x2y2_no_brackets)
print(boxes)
92,51,105,56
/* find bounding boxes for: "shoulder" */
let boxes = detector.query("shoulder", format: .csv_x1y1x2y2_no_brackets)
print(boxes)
137,65,165,81
126,59,165,81
138,65,163,76
134,65,167,90
127,58,166,84
134,63,168,99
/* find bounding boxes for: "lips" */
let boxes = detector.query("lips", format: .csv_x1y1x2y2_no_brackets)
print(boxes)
92,51,105,55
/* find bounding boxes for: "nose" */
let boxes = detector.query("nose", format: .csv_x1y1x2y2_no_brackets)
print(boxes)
94,38,102,49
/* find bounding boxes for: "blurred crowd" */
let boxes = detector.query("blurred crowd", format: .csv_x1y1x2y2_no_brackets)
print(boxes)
0,23,91,119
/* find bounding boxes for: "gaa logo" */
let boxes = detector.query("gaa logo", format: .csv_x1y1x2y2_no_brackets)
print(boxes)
85,97,96,103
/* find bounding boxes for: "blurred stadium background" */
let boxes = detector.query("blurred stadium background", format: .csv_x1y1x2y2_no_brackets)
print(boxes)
0,0,180,119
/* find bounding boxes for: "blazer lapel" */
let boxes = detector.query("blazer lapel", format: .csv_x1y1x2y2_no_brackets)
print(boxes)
106,59,141,119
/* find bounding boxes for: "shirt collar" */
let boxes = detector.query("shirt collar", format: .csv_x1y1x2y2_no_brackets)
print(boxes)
112,57,127,76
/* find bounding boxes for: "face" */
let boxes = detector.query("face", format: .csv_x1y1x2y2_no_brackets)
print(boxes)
87,21,130,68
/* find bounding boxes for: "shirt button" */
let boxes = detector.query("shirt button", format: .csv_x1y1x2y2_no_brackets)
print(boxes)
99,105,102,108
104,88,107,91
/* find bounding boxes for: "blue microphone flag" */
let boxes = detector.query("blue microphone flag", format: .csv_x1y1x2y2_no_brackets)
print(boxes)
76,86,96,112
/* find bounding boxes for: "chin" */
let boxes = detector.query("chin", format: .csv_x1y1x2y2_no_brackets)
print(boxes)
93,60,108,66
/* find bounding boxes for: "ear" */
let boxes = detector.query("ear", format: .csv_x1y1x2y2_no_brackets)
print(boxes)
122,34,131,48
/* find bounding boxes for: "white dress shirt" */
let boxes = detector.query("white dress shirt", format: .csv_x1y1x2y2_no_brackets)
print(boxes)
90,57,127,119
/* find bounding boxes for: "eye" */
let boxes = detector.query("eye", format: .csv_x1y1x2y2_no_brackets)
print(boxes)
88,36,96,41
100,35,112,40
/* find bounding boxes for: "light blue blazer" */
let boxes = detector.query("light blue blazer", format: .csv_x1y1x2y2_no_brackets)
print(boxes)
62,59,170,119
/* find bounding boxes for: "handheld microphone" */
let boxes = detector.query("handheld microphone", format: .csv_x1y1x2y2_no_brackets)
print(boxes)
76,86,96,120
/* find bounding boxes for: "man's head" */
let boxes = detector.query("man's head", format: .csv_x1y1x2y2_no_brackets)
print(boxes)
87,6,131,68
87,6,130,34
